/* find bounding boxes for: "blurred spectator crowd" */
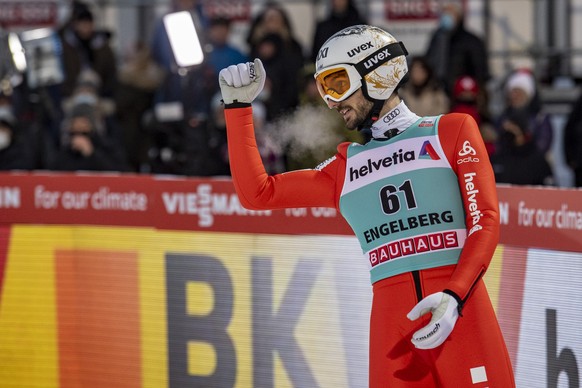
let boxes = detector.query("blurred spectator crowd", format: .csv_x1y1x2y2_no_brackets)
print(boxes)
0,0,581,187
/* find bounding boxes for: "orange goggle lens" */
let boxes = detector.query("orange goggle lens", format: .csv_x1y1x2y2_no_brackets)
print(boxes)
315,68,353,101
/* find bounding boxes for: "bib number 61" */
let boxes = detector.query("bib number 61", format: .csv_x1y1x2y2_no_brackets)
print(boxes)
379,179,417,215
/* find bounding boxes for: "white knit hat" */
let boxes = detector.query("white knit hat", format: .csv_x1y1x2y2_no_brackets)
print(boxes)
506,70,536,100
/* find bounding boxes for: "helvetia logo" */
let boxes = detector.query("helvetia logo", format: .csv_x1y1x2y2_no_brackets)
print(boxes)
349,149,415,181
419,140,440,160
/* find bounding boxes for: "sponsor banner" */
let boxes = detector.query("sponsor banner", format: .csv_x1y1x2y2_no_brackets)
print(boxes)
497,185,582,252
2,224,577,387
385,0,442,20
202,0,251,21
0,173,580,386
0,1,58,28
0,172,352,236
0,225,370,387
1,173,582,252
514,249,582,388
384,0,467,21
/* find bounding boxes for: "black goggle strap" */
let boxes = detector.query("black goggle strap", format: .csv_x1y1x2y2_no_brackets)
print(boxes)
354,41,408,76
351,41,407,131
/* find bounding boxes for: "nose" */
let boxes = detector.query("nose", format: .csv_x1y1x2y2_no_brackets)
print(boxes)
326,98,339,109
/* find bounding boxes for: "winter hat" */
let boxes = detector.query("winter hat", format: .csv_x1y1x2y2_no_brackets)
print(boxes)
506,70,535,100
453,75,479,99
76,69,101,92
74,7,94,22
69,102,98,131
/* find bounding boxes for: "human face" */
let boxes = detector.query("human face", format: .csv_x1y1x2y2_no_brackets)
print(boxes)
327,89,373,130
332,0,349,13
508,87,530,108
441,4,462,24
409,61,428,86
74,19,94,40
69,117,93,136
209,24,229,46
263,8,287,34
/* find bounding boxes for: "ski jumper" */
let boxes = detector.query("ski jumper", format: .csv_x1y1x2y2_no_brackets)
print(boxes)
224,101,515,387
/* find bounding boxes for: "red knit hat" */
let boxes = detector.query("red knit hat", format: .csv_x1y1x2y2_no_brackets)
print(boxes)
453,75,479,98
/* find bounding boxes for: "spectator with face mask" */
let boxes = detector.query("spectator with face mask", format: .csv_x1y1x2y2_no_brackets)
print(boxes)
424,1,490,117
0,105,36,170
48,102,128,172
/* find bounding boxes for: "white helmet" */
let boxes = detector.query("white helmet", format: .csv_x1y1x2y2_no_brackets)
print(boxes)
314,25,408,104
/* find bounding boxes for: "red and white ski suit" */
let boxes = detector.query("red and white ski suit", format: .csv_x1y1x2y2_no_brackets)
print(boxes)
224,102,515,387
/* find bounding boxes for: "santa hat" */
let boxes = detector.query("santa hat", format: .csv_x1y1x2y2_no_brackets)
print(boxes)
506,70,536,100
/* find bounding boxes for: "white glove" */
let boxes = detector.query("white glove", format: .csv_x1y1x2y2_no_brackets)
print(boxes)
407,291,459,350
218,58,266,104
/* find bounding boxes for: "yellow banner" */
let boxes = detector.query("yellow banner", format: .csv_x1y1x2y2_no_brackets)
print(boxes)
1,225,388,387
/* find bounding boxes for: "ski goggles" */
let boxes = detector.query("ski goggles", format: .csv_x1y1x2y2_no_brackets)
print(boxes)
314,64,362,103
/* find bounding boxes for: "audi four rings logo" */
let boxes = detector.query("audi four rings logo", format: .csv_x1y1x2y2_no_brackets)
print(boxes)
457,140,479,164
382,108,401,123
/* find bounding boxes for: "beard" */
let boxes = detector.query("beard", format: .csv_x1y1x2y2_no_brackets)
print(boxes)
337,97,374,130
